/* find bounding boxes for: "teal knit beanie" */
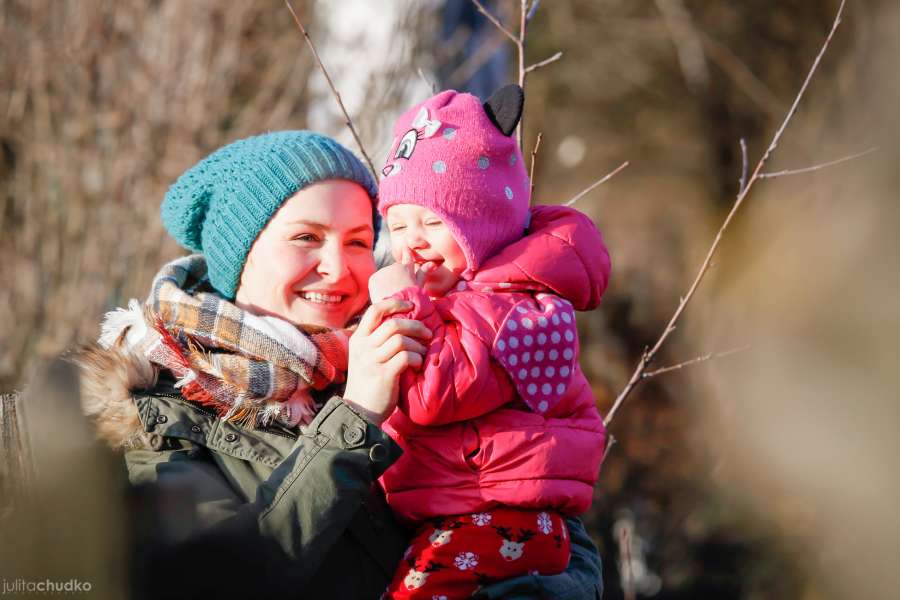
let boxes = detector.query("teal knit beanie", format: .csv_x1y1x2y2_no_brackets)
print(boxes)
161,131,378,299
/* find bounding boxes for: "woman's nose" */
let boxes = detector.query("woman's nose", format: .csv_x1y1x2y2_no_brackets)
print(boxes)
316,243,349,281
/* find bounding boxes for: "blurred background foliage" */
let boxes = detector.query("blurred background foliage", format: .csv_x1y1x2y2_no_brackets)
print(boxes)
2,0,898,598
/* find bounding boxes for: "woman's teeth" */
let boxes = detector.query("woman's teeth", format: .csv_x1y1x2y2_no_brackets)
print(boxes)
300,292,342,304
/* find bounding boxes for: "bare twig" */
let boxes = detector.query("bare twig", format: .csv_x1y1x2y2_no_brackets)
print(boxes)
738,138,749,194
470,0,518,44
526,0,542,22
599,434,617,470
517,0,527,150
471,0,530,150
759,147,879,179
605,0,847,428
529,131,543,200
284,0,378,180
642,345,749,379
564,161,630,206
525,51,564,74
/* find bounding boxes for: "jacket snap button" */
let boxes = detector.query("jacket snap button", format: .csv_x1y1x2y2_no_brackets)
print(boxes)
156,415,168,424
343,426,365,446
191,425,202,434
369,443,387,463
224,433,238,443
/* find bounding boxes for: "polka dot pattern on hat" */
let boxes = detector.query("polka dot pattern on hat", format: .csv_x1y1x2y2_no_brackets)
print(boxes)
377,89,531,273
491,294,578,415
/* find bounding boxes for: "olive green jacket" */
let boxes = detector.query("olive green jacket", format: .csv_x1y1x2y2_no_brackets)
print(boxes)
77,344,603,599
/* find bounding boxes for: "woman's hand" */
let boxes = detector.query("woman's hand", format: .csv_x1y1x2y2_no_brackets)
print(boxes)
343,297,432,425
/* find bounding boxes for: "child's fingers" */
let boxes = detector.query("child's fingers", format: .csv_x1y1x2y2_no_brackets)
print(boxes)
400,247,413,266
419,261,441,286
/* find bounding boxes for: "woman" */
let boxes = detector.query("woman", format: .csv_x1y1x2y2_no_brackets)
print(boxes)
76,131,604,598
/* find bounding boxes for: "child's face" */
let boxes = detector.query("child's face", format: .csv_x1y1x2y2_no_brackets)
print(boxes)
386,204,467,296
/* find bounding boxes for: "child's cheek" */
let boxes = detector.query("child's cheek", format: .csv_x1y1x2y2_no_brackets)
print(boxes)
388,232,404,262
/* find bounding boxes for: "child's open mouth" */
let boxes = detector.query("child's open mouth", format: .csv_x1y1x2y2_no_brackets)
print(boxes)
414,259,443,276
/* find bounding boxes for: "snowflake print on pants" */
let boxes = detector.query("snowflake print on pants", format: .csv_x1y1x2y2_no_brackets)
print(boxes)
537,512,553,535
454,552,479,571
384,508,570,599
471,513,493,526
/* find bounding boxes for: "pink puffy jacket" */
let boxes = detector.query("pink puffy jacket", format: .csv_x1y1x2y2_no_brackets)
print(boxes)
380,205,611,524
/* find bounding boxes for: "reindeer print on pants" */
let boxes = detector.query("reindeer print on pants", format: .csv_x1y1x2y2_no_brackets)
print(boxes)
383,508,570,600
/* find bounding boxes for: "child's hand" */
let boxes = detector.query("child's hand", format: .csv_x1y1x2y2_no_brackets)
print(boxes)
369,248,437,302
368,263,417,303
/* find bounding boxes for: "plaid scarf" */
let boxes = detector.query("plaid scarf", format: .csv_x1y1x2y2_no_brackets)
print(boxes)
99,255,350,428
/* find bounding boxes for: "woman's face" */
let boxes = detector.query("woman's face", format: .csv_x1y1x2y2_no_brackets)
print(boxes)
235,180,376,329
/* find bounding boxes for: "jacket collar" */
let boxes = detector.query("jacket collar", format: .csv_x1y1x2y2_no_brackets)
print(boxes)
133,388,297,467
73,342,297,463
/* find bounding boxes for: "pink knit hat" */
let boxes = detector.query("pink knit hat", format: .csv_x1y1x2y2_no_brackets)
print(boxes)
378,86,530,276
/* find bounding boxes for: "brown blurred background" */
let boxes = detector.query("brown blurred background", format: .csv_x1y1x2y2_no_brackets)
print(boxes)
2,0,898,598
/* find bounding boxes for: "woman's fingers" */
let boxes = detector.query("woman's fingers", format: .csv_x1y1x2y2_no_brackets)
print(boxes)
376,334,428,363
386,350,423,375
369,317,432,347
357,298,413,335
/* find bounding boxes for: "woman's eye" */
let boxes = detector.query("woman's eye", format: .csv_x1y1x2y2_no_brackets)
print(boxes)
394,129,418,160
292,233,318,243
349,239,371,248
425,220,442,227
389,224,406,232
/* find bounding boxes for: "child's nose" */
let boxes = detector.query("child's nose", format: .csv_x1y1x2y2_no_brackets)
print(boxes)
406,229,428,249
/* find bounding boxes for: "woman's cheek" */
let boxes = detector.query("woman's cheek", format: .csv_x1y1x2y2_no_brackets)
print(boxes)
350,255,376,304
274,254,311,298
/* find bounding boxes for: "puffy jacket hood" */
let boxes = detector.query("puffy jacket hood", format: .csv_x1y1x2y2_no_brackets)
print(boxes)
472,205,611,311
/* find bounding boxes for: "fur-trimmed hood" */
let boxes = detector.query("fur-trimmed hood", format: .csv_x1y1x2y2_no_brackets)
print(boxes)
72,343,159,451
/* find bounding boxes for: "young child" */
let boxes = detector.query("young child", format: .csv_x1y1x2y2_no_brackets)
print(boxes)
370,86,610,599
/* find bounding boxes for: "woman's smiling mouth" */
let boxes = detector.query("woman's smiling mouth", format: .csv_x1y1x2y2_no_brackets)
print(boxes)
298,291,345,304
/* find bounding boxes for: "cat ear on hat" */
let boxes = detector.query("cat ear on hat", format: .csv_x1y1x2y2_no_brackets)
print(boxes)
482,84,524,137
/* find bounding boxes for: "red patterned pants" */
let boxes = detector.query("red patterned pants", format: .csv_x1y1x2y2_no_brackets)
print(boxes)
384,507,571,600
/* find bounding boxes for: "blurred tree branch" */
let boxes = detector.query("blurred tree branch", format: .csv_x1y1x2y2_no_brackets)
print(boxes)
759,147,879,179
654,0,710,94
525,51,563,74
564,161,630,207
529,131,542,200
285,0,378,180
642,346,749,380
604,0,848,428
471,0,549,150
